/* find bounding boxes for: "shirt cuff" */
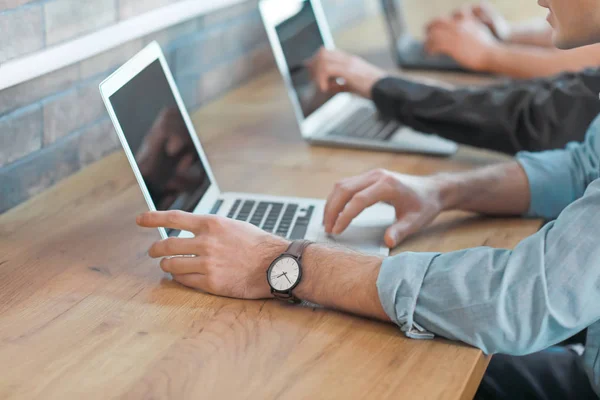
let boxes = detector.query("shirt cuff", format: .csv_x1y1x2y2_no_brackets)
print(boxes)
516,150,576,219
377,252,439,340
371,77,407,117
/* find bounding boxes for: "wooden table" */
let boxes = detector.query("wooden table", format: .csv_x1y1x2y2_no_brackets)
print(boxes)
0,17,543,400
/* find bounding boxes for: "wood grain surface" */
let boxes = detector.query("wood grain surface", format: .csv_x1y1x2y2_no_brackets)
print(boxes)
0,14,543,400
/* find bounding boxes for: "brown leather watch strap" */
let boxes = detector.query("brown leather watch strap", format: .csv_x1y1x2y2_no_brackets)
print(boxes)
271,291,301,304
284,240,313,260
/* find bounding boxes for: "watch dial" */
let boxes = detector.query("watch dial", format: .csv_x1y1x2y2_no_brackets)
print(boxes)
269,257,300,291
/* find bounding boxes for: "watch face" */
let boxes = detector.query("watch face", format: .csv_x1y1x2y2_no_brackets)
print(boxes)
268,256,300,291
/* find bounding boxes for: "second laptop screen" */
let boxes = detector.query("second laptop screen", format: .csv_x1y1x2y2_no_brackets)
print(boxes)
275,1,334,118
109,60,211,221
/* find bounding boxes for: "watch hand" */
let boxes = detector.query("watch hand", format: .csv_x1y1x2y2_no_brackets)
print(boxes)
283,273,292,284
276,273,286,279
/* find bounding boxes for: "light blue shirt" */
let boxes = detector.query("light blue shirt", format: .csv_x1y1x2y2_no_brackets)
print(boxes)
377,115,600,396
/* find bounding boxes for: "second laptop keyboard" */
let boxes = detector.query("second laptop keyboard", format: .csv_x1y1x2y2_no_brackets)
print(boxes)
326,107,401,141
226,199,314,240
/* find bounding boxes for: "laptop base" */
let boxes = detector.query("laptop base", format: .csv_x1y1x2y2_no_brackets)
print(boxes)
307,128,458,157
218,193,392,256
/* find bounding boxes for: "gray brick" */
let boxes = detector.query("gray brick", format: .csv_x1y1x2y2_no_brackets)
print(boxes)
118,0,182,19
173,31,222,78
0,130,80,214
0,5,44,63
44,0,117,45
228,44,274,86
0,105,42,167
195,44,274,105
202,0,259,26
0,117,120,214
173,14,267,78
0,63,80,116
0,0,35,12
243,44,275,77
322,0,367,31
42,78,107,146
77,118,119,166
220,13,267,58
143,18,200,51
79,39,144,79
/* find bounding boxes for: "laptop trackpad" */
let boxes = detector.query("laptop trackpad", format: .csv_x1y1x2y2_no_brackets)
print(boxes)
389,127,458,153
314,203,395,256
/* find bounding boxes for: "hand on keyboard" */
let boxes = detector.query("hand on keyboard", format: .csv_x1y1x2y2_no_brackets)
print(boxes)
306,48,387,99
323,169,446,248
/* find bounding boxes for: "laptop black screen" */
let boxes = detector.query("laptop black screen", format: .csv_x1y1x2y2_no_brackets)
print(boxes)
275,1,333,118
109,59,211,220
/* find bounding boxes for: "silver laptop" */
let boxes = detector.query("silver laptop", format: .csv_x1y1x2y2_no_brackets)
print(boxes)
380,0,466,71
99,42,394,256
259,0,458,156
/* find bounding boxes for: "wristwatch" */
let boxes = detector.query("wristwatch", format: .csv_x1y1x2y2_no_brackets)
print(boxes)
266,240,313,303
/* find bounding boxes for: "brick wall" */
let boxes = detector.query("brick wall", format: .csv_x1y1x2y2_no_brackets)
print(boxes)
0,0,370,214
0,0,190,64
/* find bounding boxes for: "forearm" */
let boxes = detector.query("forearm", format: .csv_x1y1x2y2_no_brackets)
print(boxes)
411,180,600,355
483,44,600,79
372,73,600,154
436,162,530,216
504,20,554,47
439,119,600,219
294,244,390,322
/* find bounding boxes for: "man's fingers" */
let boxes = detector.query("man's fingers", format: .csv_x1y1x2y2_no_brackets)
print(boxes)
426,16,455,32
425,29,452,55
384,216,422,248
472,4,486,20
160,256,209,275
472,6,494,31
425,18,443,32
329,81,347,94
309,48,350,94
148,238,199,258
172,273,209,291
451,8,469,21
308,48,331,91
318,63,345,93
137,210,205,233
318,70,331,92
426,18,452,32
425,25,452,54
331,183,387,235
324,173,378,233
425,37,442,55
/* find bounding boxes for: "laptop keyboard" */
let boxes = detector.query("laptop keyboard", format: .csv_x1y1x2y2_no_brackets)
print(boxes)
223,199,314,240
326,107,401,141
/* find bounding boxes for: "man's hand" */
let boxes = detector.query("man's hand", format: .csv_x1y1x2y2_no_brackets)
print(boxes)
137,211,289,299
425,17,500,72
446,2,511,41
323,169,448,248
137,210,389,322
469,2,512,41
306,48,387,99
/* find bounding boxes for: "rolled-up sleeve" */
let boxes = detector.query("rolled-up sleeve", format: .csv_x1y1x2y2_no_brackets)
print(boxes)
377,252,439,339
516,114,600,219
378,179,600,356
377,116,600,396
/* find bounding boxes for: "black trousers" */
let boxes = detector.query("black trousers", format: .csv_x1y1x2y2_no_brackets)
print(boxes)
475,347,597,400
